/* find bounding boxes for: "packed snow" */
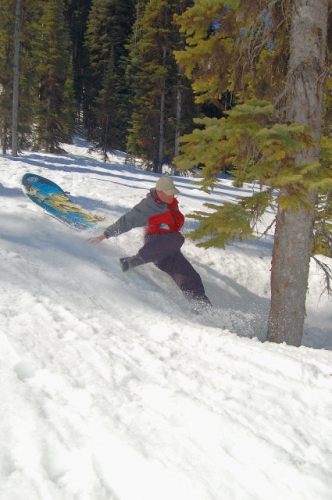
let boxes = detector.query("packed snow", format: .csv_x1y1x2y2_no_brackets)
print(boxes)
0,137,331,500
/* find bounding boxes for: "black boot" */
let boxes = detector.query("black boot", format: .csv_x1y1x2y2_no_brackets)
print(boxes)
119,254,145,272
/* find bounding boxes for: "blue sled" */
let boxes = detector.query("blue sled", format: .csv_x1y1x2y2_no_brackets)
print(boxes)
22,173,105,231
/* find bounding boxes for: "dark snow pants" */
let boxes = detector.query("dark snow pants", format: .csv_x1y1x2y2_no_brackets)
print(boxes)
138,232,210,305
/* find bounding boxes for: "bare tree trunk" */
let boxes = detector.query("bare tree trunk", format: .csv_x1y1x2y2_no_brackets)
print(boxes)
174,74,182,160
268,0,328,346
2,124,8,155
158,44,167,173
12,0,21,157
158,86,165,170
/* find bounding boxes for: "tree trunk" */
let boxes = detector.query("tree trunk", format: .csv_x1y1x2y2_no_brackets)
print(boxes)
12,0,21,157
2,124,8,155
158,84,165,171
158,43,167,173
174,68,182,161
268,0,328,346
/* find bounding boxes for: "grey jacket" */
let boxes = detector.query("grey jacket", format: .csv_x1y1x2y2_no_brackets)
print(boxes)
103,189,180,238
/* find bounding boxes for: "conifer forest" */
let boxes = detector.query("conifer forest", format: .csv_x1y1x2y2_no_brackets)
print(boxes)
1,0,332,346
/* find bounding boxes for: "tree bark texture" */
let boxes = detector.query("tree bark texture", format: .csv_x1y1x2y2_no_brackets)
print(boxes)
175,85,182,159
174,65,184,163
12,0,21,157
158,44,167,173
268,0,328,346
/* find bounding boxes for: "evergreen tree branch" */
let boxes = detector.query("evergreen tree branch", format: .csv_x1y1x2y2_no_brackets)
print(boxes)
313,256,332,296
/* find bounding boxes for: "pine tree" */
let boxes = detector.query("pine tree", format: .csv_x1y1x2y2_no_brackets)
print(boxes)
93,45,126,159
12,0,21,157
174,0,332,346
32,0,75,152
63,0,93,125
0,0,41,153
85,0,136,155
127,0,196,172
0,0,15,153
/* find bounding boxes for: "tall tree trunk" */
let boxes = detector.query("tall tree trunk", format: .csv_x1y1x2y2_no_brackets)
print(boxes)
157,5,169,173
174,67,183,162
268,0,328,346
2,124,8,155
12,0,21,157
157,43,167,173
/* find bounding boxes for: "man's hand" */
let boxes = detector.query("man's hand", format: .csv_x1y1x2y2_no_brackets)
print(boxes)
86,234,106,244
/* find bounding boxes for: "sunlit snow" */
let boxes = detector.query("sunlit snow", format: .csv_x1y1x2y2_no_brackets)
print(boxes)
0,137,331,499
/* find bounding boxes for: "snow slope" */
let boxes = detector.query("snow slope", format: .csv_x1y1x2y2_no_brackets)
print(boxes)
0,138,331,499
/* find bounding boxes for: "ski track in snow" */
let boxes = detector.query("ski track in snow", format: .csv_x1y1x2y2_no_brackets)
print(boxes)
1,139,332,500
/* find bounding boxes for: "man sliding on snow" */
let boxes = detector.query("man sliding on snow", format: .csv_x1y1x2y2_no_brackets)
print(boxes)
87,177,211,313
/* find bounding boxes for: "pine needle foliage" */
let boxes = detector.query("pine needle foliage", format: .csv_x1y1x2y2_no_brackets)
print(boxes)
173,1,332,260
311,137,332,259
0,0,17,152
127,0,196,170
0,0,40,152
85,0,136,153
175,98,332,248
126,0,173,169
32,0,75,152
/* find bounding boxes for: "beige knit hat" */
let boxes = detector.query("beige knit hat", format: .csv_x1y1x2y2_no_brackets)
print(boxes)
155,177,180,195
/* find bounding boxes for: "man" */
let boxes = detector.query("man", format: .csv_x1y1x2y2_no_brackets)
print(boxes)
87,177,211,312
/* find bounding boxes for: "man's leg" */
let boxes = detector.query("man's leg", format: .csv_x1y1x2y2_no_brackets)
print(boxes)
138,232,185,263
119,254,145,272
120,232,184,272
155,250,211,308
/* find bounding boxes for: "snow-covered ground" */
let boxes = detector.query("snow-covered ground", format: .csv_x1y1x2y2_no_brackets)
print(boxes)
1,137,331,499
